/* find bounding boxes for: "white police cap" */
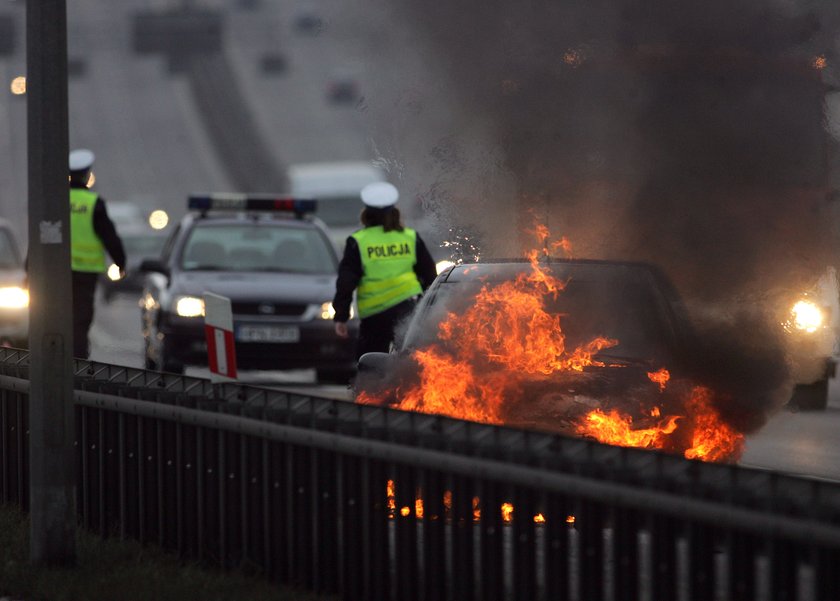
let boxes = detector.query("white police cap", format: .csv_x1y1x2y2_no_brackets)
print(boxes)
69,148,95,172
360,182,399,208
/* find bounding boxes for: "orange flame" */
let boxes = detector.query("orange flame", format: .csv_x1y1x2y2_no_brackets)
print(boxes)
576,385,744,461
501,502,514,523
647,368,670,391
576,408,680,449
386,480,396,518
683,387,744,462
534,513,546,524
472,497,481,522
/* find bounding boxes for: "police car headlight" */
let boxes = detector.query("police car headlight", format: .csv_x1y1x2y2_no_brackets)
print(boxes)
787,299,824,334
320,302,335,320
175,296,205,318
0,286,28,309
319,302,354,320
106,263,123,281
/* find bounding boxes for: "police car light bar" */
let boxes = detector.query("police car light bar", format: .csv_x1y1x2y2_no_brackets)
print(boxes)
188,194,317,215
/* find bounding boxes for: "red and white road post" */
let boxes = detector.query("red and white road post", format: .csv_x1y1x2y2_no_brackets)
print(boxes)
204,292,238,382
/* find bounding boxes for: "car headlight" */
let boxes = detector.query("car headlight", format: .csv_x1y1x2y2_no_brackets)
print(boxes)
788,299,824,334
106,263,123,281
0,286,28,309
319,301,354,320
175,295,205,317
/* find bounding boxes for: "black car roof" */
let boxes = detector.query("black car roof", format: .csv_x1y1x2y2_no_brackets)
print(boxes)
443,257,672,283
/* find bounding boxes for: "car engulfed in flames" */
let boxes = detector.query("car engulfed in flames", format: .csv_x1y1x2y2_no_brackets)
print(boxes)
355,229,747,463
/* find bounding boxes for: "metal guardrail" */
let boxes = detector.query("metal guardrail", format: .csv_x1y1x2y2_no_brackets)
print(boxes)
0,348,839,600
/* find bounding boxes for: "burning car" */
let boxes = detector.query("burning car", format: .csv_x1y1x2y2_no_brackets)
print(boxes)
356,247,746,463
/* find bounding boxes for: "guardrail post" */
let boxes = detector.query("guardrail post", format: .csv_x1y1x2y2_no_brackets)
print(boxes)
451,475,476,600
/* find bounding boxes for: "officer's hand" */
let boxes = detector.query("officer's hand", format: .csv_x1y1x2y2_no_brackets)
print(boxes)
119,268,126,280
334,321,349,339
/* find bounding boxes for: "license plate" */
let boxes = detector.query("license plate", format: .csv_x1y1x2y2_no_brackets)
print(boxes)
236,324,300,343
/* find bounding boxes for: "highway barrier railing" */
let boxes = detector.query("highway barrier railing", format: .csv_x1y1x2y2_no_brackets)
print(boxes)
0,348,838,600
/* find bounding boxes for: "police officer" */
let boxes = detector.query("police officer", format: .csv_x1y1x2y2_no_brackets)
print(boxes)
69,149,126,358
333,182,437,358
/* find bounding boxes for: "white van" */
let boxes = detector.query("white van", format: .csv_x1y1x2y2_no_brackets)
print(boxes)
287,161,387,249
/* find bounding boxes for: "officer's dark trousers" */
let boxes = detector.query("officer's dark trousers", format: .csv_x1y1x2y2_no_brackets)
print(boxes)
72,271,99,359
356,298,417,360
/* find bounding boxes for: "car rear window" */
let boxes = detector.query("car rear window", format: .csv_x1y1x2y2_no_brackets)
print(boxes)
180,223,336,274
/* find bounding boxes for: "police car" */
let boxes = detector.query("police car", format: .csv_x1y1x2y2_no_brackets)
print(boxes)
139,195,358,382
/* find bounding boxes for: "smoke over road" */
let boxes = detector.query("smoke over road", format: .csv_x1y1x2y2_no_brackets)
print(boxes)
351,0,840,429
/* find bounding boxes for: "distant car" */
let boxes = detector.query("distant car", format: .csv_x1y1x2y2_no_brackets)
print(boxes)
139,195,359,382
293,11,323,34
356,258,703,435
0,219,28,348
326,77,359,105
100,225,170,302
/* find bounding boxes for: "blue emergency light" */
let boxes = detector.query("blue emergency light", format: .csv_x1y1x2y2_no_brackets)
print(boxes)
188,194,317,215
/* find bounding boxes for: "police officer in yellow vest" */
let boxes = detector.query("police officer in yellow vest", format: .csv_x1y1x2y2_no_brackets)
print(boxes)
333,182,437,359
69,149,126,358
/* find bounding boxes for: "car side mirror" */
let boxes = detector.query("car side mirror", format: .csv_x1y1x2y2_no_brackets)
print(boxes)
353,352,395,400
357,352,393,378
139,258,168,276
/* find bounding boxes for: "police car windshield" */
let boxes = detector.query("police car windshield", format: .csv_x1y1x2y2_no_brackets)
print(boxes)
180,223,335,274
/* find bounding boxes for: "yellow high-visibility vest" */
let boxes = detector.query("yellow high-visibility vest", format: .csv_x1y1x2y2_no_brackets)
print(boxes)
70,188,106,272
352,226,422,318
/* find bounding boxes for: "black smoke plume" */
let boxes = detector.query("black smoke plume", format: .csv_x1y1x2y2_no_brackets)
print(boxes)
353,0,840,430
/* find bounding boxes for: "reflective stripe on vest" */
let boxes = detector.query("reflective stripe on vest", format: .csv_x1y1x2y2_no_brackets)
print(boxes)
352,226,422,318
70,188,106,272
